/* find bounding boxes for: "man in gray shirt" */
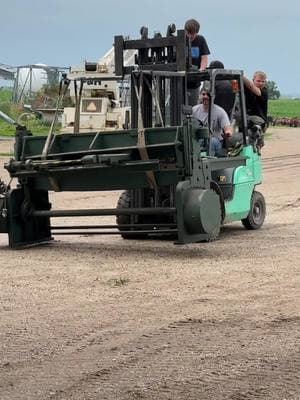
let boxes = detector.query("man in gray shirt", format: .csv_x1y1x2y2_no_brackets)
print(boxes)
192,87,232,156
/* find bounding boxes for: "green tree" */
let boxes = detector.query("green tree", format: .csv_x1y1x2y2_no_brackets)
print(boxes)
266,81,280,100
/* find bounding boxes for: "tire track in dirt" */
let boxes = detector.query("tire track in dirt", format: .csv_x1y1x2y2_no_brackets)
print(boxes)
263,154,300,162
45,316,300,400
275,198,300,211
263,153,300,172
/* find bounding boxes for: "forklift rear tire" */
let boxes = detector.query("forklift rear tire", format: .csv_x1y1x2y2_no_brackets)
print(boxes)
116,191,147,239
242,190,266,230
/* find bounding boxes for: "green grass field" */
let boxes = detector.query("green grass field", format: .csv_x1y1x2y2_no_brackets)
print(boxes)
268,99,300,118
0,119,52,137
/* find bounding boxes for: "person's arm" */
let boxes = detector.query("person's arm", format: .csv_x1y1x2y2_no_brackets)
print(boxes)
200,55,209,70
243,76,261,96
219,107,233,136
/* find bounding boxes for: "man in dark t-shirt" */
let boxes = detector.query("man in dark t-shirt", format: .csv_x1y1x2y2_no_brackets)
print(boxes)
243,71,268,152
185,19,210,105
244,71,268,124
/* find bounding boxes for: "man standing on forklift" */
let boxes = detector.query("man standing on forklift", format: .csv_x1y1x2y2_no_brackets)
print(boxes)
243,71,268,152
185,19,210,106
243,71,268,126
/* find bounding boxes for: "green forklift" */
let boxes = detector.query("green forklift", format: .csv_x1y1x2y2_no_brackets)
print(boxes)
0,28,266,248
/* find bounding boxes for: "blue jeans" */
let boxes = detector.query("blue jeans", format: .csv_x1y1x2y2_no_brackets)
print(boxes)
210,137,223,156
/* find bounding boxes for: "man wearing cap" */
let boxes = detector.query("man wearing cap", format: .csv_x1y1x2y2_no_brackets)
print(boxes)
208,60,236,118
192,82,232,156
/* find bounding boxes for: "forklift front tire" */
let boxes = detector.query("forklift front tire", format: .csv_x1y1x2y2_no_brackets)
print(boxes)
242,191,266,230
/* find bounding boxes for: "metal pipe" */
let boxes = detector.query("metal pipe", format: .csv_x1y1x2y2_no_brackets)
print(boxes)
52,229,178,235
52,223,177,229
0,110,17,126
32,207,176,218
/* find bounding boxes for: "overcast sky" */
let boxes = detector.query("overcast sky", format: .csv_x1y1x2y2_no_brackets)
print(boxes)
1,0,300,95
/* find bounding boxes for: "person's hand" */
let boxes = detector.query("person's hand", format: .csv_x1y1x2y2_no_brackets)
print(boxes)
225,130,232,137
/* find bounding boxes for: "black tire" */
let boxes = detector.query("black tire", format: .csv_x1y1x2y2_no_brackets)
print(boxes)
242,191,266,230
116,191,147,239
116,190,130,225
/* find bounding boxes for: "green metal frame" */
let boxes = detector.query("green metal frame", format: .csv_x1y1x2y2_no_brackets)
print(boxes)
224,146,262,223
2,116,250,247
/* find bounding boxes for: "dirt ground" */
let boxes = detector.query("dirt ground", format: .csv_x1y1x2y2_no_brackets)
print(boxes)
0,127,299,400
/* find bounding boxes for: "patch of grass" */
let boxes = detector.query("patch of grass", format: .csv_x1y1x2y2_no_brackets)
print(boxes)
25,120,54,136
0,90,59,137
0,88,13,103
269,99,300,118
106,277,130,287
0,121,17,136
264,130,274,141
264,130,273,139
0,119,60,137
0,153,13,157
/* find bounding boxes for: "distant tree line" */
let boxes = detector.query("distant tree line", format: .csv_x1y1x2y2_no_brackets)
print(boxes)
266,81,280,100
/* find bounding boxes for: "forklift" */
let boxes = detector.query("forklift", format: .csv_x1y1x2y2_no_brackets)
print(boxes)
0,27,265,248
